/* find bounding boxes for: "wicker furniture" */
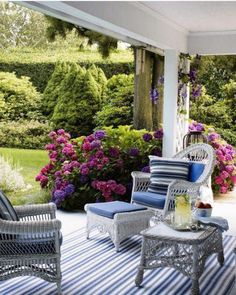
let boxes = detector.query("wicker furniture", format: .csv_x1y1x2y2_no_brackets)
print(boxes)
85,201,154,252
0,203,62,294
131,143,215,219
135,223,224,295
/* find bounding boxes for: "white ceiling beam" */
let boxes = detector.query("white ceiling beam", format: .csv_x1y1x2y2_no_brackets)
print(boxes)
188,32,236,55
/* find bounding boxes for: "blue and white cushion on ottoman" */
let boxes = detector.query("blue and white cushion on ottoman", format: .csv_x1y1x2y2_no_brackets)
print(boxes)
84,201,154,252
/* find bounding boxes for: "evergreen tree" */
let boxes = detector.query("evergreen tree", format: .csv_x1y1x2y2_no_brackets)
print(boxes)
51,64,104,136
51,64,85,135
42,62,69,117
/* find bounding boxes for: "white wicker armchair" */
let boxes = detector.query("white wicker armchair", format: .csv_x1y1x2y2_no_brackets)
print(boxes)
0,203,62,293
131,143,216,218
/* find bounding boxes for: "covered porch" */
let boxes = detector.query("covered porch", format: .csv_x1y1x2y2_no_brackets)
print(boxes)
22,1,236,156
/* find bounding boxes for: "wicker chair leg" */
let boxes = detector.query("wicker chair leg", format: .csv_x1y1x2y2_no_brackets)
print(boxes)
57,281,62,295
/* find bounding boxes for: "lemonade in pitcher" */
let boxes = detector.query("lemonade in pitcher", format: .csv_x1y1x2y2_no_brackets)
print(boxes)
175,194,192,227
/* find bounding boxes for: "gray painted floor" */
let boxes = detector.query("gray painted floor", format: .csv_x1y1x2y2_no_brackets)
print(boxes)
55,199,236,294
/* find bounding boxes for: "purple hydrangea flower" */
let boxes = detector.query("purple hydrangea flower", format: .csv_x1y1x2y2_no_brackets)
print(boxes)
80,175,89,183
143,133,153,142
154,129,163,139
64,184,75,195
109,147,120,158
129,148,139,157
54,190,66,200
141,166,150,173
208,133,220,142
91,140,101,149
94,130,106,140
57,129,65,135
150,88,158,104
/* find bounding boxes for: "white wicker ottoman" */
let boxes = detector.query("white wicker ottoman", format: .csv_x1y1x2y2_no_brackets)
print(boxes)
84,201,154,252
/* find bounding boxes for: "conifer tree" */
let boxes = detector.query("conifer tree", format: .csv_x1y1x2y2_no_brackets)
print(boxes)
42,62,69,117
51,64,103,136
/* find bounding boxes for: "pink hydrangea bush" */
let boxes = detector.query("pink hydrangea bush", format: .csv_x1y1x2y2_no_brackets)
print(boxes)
207,131,236,193
36,126,163,209
189,121,236,194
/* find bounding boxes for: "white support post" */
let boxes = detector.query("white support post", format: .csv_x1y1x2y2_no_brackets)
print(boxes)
163,49,179,157
183,58,190,135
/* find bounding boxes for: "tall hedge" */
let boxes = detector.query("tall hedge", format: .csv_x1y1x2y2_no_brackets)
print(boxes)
0,61,134,93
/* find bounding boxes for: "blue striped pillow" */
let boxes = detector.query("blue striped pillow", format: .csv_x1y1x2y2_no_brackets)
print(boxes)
148,157,189,195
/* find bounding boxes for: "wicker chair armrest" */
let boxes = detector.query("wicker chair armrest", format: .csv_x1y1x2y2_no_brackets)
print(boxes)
131,171,151,195
131,171,151,180
0,219,61,235
14,203,56,219
168,179,201,191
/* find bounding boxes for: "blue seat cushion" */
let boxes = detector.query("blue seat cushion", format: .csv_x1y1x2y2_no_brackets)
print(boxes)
188,162,205,182
0,190,18,221
132,191,166,209
87,201,147,219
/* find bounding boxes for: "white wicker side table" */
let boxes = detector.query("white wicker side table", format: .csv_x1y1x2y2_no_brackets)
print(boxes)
85,202,154,252
135,223,224,295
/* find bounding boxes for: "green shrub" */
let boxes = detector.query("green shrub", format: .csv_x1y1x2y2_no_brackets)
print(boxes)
0,120,51,149
94,74,134,128
190,87,232,129
215,128,236,147
51,64,107,136
0,71,43,121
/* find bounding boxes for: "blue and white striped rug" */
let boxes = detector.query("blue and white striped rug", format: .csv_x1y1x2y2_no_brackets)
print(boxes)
0,228,235,295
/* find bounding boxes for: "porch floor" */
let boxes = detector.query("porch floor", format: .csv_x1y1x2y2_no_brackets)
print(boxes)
55,190,236,295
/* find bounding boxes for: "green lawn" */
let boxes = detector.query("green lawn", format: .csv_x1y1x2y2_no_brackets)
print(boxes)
0,147,50,205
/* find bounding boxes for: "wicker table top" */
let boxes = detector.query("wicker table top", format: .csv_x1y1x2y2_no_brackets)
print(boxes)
140,222,216,244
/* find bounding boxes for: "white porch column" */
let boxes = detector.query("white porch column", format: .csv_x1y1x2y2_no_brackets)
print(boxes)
163,49,179,157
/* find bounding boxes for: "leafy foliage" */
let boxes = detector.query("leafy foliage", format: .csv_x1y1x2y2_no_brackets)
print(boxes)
0,120,51,149
45,16,118,58
0,2,48,49
0,71,43,121
197,55,236,99
190,87,232,130
94,74,134,127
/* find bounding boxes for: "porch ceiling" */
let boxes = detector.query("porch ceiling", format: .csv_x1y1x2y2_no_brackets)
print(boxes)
20,1,236,55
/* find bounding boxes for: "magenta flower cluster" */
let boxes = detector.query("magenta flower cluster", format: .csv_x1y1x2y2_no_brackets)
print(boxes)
208,133,236,193
190,121,236,194
92,180,126,201
36,129,79,207
36,127,163,209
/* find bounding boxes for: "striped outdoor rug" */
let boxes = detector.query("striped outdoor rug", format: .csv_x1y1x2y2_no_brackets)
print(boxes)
0,228,235,295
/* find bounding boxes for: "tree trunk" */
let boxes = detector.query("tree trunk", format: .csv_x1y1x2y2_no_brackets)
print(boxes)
133,48,153,130
152,55,164,130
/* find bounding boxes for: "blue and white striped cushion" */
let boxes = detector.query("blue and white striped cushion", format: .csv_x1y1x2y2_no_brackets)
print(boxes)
148,157,189,195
